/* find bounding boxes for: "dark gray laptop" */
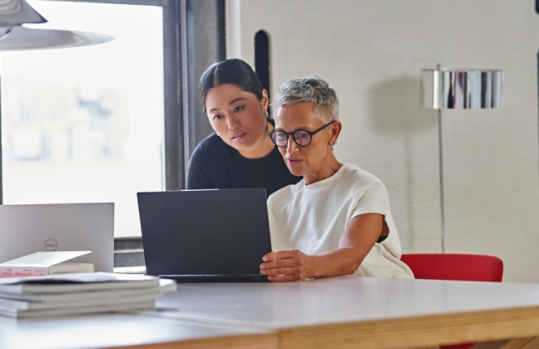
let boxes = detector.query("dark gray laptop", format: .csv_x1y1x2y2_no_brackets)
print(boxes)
137,189,271,282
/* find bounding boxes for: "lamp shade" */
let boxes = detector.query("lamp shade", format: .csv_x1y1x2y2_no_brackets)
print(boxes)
421,68,503,110
0,0,112,50
0,26,112,51
0,0,47,27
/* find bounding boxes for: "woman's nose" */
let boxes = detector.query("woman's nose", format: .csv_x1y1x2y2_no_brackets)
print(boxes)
227,115,240,129
286,136,299,154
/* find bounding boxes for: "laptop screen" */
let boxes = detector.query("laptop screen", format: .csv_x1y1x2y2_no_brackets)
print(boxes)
0,203,114,272
138,189,272,276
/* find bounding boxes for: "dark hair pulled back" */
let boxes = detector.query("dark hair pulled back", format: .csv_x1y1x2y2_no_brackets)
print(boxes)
200,59,264,113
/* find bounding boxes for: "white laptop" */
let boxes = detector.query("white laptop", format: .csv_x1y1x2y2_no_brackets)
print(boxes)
0,203,114,272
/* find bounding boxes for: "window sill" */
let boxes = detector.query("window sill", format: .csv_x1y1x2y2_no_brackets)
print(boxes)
114,237,145,268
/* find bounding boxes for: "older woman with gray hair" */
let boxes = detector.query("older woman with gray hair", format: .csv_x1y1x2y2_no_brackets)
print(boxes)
260,76,414,281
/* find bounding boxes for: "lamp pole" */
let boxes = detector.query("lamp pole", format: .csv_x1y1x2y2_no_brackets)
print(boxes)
436,63,446,253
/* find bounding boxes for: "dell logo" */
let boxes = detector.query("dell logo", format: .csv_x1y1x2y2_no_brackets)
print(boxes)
44,239,58,251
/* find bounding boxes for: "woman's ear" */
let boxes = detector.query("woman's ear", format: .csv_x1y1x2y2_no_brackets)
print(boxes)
330,120,342,145
261,89,269,112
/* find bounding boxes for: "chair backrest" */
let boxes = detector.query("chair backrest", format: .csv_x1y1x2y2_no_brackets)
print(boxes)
401,253,503,282
401,254,504,349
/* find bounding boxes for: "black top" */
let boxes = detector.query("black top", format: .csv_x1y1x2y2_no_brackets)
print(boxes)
187,125,301,197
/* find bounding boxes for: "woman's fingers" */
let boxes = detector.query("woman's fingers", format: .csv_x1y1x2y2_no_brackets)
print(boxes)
262,249,300,262
260,267,298,276
261,250,309,282
260,257,297,270
268,274,301,282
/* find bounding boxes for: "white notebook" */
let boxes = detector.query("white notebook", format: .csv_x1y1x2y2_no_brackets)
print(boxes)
0,300,156,319
0,272,161,294
0,279,176,306
0,251,94,277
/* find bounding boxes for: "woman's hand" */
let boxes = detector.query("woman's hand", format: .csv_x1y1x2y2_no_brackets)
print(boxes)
260,250,316,282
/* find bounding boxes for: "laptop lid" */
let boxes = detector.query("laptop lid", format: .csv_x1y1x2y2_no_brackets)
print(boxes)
0,203,114,272
137,189,272,276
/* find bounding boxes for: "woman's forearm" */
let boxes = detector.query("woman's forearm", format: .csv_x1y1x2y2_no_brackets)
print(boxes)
309,248,363,278
307,214,385,279
261,215,383,282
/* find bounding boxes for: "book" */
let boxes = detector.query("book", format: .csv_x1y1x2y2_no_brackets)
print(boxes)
0,274,176,319
0,292,160,311
0,300,156,319
0,251,94,277
0,279,176,306
0,272,161,294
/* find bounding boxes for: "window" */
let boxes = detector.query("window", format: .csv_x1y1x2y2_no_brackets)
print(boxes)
0,0,182,238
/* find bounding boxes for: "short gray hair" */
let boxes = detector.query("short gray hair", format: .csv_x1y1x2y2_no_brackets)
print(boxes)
272,76,339,123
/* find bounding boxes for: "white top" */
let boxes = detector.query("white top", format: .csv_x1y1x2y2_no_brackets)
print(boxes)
267,163,413,279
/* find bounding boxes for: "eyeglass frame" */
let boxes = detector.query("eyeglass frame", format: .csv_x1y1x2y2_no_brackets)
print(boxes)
268,120,336,148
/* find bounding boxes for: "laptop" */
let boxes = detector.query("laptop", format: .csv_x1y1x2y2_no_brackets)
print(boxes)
137,189,272,282
0,203,114,272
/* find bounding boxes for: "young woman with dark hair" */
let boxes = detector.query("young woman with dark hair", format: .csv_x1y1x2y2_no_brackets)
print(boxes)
187,59,301,196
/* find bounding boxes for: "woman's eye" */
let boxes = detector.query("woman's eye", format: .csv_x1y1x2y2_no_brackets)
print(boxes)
233,106,244,113
295,131,309,140
212,114,223,120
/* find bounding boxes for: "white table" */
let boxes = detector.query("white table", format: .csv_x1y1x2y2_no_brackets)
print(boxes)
145,276,539,348
4,276,539,349
0,313,275,349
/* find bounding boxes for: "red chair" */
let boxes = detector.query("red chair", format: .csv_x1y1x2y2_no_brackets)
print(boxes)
401,253,504,349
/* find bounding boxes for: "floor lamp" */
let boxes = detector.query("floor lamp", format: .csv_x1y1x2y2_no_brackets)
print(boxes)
421,65,503,253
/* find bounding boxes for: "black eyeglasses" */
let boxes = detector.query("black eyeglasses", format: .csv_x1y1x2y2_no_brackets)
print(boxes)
268,120,335,148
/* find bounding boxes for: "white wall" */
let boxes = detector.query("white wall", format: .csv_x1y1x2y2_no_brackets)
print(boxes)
226,0,539,283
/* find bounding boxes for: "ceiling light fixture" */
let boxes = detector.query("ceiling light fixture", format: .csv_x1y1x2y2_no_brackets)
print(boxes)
0,0,112,51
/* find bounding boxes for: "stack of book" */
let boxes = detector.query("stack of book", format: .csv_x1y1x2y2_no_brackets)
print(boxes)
0,272,176,318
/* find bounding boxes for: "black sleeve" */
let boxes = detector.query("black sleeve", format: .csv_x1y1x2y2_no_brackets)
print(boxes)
186,145,215,189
